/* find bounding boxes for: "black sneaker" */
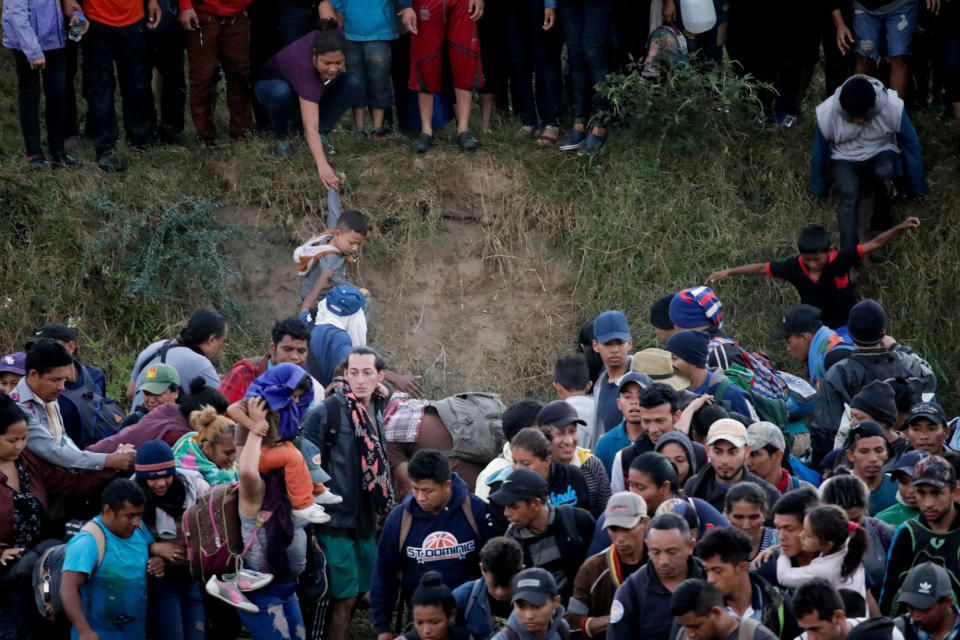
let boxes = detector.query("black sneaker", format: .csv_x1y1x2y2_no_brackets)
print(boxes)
50,153,80,167
411,132,433,153
457,130,479,151
26,154,50,168
97,151,127,172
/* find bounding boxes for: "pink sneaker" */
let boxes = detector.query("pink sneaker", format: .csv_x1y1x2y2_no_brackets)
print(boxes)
205,576,259,613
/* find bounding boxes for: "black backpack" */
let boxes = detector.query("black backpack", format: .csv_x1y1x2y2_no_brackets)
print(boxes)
59,366,125,449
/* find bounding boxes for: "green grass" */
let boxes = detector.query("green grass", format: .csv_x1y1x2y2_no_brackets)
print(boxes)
0,54,958,412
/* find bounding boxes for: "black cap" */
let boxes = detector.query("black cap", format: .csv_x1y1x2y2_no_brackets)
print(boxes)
884,450,928,479
845,420,887,450
511,568,558,606
848,299,886,346
536,400,586,429
905,402,948,428
650,294,675,331
771,305,823,340
490,468,548,506
26,323,76,350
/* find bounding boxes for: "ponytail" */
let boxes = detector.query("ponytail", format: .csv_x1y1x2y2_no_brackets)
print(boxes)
311,20,346,56
806,504,869,579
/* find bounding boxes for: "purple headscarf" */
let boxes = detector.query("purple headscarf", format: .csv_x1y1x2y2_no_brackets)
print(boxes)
244,363,314,441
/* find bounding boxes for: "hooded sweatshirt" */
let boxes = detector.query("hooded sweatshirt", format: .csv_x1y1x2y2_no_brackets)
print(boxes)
371,474,493,633
492,606,570,640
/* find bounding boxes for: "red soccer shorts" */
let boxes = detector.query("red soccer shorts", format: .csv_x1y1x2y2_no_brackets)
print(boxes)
408,0,484,93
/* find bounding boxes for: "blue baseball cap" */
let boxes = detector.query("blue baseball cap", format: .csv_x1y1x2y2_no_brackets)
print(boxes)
593,310,631,344
326,285,365,317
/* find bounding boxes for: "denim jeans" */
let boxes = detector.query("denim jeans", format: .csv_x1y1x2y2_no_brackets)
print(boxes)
558,0,614,124
503,0,563,127
832,150,898,251
11,47,68,157
255,72,363,139
147,571,205,640
82,18,155,156
237,581,305,640
0,587,32,640
345,40,395,109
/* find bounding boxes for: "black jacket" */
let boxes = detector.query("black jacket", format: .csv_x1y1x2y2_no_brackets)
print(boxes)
683,466,780,522
608,557,705,640
488,461,592,534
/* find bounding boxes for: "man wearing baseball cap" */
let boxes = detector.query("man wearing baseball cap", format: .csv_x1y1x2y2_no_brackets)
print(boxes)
121,363,183,429
594,372,653,476
491,468,596,603
881,456,960,615
492,568,568,640
877,450,927,526
0,352,26,395
588,310,636,448
903,402,951,458
683,420,780,516
746,421,813,495
771,305,852,389
565,492,649,639
894,563,959,640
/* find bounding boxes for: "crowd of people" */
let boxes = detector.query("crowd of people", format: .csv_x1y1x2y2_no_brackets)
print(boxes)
0,186,955,640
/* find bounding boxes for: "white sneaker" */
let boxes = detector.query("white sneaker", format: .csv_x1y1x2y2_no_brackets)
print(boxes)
315,490,343,505
222,568,274,592
205,576,260,613
292,503,331,524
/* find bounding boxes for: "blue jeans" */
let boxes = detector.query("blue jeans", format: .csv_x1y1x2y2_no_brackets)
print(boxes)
853,0,918,59
503,0,563,127
237,581,305,640
831,150,897,251
254,72,364,139
147,571,205,640
558,0,614,124
0,588,31,640
345,40,395,110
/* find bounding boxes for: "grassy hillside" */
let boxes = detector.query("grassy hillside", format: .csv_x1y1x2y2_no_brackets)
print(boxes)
0,57,958,410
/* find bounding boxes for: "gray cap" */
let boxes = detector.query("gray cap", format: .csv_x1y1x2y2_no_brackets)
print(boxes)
746,422,786,453
898,562,953,610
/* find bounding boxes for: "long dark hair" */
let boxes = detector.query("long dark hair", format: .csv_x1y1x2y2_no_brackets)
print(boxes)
179,307,227,348
311,19,346,56
806,504,869,579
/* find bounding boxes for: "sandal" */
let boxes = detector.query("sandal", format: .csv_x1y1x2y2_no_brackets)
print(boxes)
536,125,560,146
516,124,536,138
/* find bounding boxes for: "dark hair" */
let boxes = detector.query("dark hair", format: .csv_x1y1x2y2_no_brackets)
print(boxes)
408,449,452,484
311,19,347,55
724,482,769,515
101,478,146,512
272,317,311,346
838,589,866,618
796,225,832,254
696,526,753,566
479,537,524,587
805,505,868,579
503,400,544,442
25,338,73,376
0,394,28,434
649,512,690,538
839,76,877,119
337,210,370,235
180,307,227,347
639,383,678,412
346,346,385,372
793,578,844,621
631,452,679,494
650,294,675,331
179,376,229,417
670,579,723,617
772,486,819,520
294,372,312,396
511,427,552,461
690,404,729,443
410,571,456,616
554,355,589,392
819,474,868,511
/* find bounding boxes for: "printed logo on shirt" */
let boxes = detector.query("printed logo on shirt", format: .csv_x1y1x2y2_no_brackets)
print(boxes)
610,599,624,624
407,531,476,564
550,486,578,507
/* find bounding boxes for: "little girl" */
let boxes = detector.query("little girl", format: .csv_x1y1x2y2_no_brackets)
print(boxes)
398,571,472,640
228,363,340,524
777,504,868,598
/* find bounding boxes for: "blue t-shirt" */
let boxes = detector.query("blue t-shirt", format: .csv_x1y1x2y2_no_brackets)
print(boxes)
869,475,899,516
62,517,153,640
594,422,632,476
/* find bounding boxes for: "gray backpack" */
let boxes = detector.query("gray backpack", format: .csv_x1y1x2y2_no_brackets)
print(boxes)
430,392,505,464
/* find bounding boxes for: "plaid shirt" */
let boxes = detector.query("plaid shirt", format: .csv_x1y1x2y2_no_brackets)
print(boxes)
383,392,429,443
219,356,269,404
912,606,960,640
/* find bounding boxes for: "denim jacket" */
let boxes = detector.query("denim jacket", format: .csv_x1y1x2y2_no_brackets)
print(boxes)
453,578,496,640
2,0,66,62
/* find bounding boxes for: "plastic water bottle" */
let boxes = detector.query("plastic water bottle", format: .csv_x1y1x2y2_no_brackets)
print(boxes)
68,12,86,42
679,0,716,34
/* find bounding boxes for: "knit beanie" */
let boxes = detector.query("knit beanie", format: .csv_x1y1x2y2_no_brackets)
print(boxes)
850,380,897,426
664,330,710,368
847,299,886,346
649,294,675,331
135,440,176,479
669,287,724,330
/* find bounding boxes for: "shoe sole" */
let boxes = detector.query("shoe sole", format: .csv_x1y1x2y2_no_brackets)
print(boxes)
205,579,260,613
558,142,583,151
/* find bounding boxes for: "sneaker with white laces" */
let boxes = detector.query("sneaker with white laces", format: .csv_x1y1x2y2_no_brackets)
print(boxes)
205,576,260,613
222,568,274,592
292,503,331,524
315,490,343,505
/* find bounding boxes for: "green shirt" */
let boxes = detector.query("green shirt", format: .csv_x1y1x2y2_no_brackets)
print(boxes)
876,500,919,526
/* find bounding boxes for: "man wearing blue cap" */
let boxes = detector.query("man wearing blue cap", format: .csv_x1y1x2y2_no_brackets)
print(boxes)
593,372,652,476
587,310,636,451
877,450,926,526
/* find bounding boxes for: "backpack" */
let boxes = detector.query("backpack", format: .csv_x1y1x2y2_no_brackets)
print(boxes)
182,482,274,581
845,351,931,405
33,520,107,621
707,336,787,401
679,618,761,640
59,366,126,449
429,393,506,465
714,367,793,451
132,340,190,382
